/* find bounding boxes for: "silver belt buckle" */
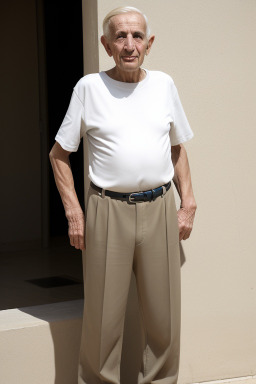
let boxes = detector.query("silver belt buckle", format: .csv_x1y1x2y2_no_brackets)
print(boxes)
129,191,144,203
129,193,137,203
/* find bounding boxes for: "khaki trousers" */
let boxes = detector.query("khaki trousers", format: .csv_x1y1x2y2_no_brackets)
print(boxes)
78,183,181,384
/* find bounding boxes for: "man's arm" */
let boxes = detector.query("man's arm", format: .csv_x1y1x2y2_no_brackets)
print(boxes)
171,143,197,241
49,142,85,250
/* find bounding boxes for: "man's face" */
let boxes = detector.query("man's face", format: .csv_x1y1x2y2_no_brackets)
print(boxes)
101,12,154,73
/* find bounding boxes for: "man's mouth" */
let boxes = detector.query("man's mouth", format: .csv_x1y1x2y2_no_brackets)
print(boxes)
122,56,137,61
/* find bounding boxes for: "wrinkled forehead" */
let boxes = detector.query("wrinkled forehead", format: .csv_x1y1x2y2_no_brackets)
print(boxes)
108,12,147,36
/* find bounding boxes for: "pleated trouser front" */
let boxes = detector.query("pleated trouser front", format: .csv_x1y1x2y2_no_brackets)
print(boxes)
78,183,181,384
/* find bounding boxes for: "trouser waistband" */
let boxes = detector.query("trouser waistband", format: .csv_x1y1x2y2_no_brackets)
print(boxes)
90,181,171,203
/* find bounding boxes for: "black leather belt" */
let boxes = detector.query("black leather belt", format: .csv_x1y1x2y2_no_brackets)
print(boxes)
90,181,171,203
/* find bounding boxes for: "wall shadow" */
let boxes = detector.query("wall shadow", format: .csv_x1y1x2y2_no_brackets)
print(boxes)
19,300,83,384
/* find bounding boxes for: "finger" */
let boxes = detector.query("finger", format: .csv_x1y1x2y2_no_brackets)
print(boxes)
69,234,75,247
79,234,85,250
76,226,85,250
178,221,191,241
73,233,80,249
182,227,192,241
179,225,187,241
69,229,80,249
74,228,85,250
81,226,86,250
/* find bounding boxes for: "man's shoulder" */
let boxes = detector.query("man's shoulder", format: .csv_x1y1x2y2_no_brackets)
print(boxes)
73,73,101,103
147,70,175,85
74,73,101,89
146,70,177,97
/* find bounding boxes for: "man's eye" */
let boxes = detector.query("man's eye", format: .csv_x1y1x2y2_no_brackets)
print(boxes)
134,34,143,39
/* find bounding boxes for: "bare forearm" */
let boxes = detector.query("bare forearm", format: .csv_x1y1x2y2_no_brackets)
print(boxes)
171,144,196,209
171,143,196,241
49,142,83,216
49,142,85,250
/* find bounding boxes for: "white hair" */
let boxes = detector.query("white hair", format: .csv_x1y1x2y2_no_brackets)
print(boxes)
102,6,151,40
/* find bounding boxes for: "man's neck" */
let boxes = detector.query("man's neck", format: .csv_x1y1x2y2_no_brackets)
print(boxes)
105,67,146,83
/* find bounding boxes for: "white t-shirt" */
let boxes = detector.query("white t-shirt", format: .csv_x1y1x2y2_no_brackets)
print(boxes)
55,69,194,193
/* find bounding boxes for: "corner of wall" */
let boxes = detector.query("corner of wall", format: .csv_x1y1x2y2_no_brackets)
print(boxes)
82,0,99,75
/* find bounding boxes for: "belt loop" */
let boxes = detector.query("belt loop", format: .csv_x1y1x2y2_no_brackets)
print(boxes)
101,188,105,198
162,185,166,197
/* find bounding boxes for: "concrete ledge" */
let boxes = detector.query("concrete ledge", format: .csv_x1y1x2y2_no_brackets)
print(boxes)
194,377,256,384
0,300,83,384
1,299,256,384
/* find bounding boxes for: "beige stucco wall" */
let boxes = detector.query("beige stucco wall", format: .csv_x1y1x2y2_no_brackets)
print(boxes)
96,1,256,382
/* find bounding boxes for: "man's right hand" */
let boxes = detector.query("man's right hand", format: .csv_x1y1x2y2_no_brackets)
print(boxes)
66,209,86,250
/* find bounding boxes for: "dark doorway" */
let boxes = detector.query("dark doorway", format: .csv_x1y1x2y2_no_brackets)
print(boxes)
0,0,85,311
44,0,84,238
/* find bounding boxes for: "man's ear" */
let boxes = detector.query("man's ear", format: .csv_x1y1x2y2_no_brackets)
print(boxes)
146,35,155,56
100,35,113,57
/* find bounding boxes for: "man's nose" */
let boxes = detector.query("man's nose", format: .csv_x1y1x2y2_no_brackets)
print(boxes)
124,36,135,52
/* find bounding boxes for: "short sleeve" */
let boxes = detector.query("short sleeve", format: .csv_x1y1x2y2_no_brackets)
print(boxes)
55,89,84,152
169,83,194,146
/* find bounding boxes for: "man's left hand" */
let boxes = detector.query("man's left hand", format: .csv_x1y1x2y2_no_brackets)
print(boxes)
177,206,196,241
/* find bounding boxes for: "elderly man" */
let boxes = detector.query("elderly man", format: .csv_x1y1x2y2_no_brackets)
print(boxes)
50,6,196,384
